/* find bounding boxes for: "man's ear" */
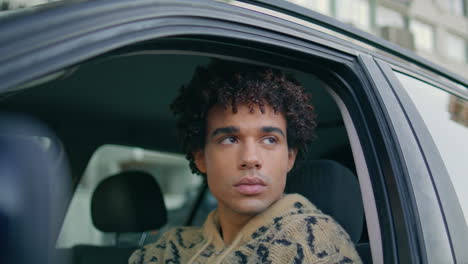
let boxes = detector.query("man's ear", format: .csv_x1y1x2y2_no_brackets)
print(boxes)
193,149,207,174
287,148,298,172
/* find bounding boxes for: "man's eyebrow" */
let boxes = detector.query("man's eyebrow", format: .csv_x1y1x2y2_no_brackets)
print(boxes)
211,126,239,137
261,126,285,137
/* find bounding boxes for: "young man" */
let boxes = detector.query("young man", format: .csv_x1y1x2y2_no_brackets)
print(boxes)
129,60,362,263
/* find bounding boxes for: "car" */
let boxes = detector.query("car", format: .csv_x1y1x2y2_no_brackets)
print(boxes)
0,0,467,263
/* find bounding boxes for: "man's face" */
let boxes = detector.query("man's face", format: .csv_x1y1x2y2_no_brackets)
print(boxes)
194,104,297,217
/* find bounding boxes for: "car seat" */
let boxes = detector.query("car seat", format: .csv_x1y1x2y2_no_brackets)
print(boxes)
71,170,167,264
284,159,371,263
0,115,71,264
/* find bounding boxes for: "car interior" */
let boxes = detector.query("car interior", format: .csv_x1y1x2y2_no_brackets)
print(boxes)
0,37,372,263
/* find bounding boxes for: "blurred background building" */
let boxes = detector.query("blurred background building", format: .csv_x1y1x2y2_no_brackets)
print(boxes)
287,0,468,78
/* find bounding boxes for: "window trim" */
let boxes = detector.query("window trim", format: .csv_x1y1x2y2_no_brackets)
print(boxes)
327,86,383,264
390,64,468,100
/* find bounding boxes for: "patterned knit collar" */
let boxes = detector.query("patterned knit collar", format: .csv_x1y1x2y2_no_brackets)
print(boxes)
202,193,317,252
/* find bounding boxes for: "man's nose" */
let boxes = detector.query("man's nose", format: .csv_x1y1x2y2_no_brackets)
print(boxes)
239,140,262,170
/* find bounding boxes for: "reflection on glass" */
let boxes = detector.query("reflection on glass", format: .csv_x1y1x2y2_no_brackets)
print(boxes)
448,95,468,126
409,19,435,52
395,72,468,222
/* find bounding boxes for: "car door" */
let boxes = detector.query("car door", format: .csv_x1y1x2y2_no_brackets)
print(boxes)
376,58,468,263
1,1,466,263
358,55,468,263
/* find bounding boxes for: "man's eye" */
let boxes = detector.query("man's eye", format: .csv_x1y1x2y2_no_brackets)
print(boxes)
262,137,278,145
220,136,237,144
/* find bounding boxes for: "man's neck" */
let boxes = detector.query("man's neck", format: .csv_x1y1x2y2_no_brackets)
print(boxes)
216,207,256,245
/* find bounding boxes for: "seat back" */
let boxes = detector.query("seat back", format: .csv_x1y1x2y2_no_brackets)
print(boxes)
285,160,364,243
0,114,71,264
72,170,167,264
71,246,137,264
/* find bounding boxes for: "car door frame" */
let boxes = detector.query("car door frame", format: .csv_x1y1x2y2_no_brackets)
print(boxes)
1,0,463,263
372,57,468,263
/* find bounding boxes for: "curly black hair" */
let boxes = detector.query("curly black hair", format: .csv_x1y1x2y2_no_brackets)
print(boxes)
170,59,317,176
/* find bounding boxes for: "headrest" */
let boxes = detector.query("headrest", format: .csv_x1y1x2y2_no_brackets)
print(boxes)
91,170,167,233
285,160,364,243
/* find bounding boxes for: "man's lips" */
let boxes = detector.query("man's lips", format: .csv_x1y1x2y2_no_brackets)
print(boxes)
233,177,266,195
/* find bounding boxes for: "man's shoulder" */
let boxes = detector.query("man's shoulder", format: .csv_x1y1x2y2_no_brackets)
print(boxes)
148,226,204,247
129,226,205,264
267,205,339,235
244,208,361,263
265,194,335,230
278,198,354,244
246,196,348,246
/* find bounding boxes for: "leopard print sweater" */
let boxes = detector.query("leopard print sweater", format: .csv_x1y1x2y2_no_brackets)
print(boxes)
129,194,362,264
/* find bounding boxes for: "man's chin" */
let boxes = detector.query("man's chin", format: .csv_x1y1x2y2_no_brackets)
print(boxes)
231,200,272,216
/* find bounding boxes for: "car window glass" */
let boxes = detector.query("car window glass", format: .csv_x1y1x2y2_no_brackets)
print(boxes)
394,72,468,222
56,144,202,248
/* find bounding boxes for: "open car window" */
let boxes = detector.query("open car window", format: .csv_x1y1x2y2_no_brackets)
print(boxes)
56,145,203,248
35,50,371,251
